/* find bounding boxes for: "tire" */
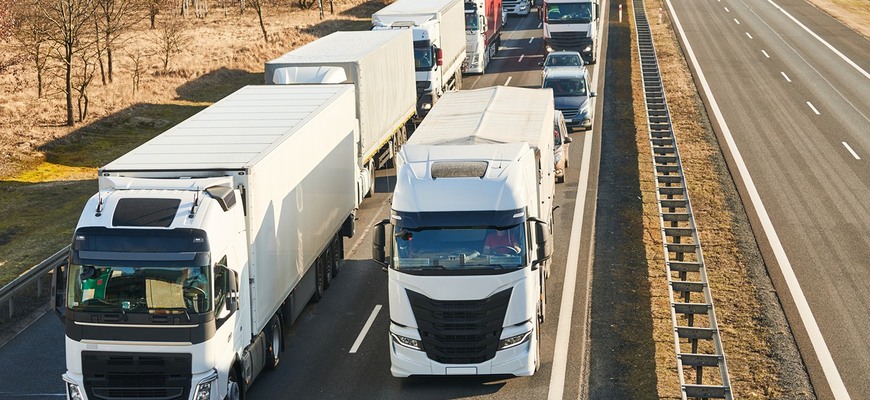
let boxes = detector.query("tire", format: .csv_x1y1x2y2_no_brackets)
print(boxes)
364,160,375,198
266,316,282,370
539,269,548,324
331,236,342,277
556,175,564,184
227,366,244,400
534,319,542,372
323,250,333,289
312,258,325,302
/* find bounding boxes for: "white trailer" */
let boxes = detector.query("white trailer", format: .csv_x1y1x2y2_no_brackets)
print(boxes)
57,85,358,400
372,86,556,377
372,0,467,118
264,30,417,200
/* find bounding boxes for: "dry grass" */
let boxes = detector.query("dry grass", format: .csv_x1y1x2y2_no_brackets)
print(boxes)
630,0,786,398
807,0,870,38
0,0,383,285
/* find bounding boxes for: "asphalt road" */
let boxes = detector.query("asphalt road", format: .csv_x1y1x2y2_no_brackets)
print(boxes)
0,10,609,400
665,0,870,398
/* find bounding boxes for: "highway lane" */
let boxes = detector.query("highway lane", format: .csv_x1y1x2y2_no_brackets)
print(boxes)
0,9,608,400
666,0,870,398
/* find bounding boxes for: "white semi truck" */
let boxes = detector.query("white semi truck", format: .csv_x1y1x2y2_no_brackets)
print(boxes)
463,0,503,74
55,85,358,400
372,86,556,377
372,0,466,119
541,0,601,64
264,29,417,200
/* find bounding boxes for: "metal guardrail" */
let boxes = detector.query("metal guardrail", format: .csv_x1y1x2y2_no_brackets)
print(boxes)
0,246,68,319
632,1,733,398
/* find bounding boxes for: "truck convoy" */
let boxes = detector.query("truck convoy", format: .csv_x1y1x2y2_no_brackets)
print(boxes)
56,85,359,400
264,29,417,201
372,0,466,118
463,0,503,74
541,0,601,64
372,86,556,377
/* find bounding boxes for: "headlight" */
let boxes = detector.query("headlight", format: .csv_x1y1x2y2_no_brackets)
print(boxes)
421,103,432,110
67,382,84,400
583,45,593,53
545,45,554,53
498,330,532,349
193,370,218,400
391,332,423,350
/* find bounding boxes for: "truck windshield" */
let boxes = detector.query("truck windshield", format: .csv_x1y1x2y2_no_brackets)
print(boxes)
414,45,435,71
393,224,527,273
465,11,480,31
67,263,212,315
544,77,587,97
544,2,594,24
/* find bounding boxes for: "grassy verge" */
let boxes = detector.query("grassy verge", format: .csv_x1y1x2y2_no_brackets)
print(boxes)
807,0,870,38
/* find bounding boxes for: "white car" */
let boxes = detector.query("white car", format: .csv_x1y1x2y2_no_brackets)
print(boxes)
539,50,586,80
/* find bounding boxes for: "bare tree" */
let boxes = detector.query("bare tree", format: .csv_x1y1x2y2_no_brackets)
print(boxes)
126,47,152,96
71,47,97,121
94,0,142,83
147,0,164,29
8,1,52,97
41,0,99,126
153,12,187,71
250,0,268,42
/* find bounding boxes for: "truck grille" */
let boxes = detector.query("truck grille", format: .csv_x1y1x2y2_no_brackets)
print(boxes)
82,352,191,400
406,288,512,365
549,31,592,49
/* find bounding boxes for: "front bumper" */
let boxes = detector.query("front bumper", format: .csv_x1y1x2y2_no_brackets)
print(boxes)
503,4,530,16
390,337,535,377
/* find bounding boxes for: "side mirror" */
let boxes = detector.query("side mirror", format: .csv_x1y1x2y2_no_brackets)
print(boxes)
537,61,544,66
226,270,240,312
372,219,390,265
564,136,573,143
531,220,553,270
595,3,600,19
481,16,488,32
590,91,597,98
51,261,68,322
435,48,443,67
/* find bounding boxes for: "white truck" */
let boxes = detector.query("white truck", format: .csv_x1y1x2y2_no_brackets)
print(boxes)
463,0,503,74
55,85,358,400
264,29,417,200
372,0,466,118
503,0,531,16
372,86,556,377
540,0,601,64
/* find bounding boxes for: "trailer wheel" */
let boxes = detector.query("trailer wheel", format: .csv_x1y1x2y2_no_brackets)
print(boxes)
323,251,333,289
266,316,282,370
312,258,325,302
228,366,244,400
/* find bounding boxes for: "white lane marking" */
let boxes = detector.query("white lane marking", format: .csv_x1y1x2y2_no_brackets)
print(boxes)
529,37,535,44
767,0,870,81
724,7,730,12
842,142,860,160
519,54,525,63
538,22,542,28
781,71,791,82
666,0,853,398
734,18,740,24
762,49,771,58
746,32,753,39
807,101,820,115
349,305,382,353
504,76,513,86
548,130,594,400
548,1,605,397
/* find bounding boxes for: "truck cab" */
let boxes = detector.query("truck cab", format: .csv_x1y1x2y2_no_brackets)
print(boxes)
541,0,600,64
373,143,553,377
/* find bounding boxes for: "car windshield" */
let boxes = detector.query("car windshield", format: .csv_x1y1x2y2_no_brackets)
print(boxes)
545,54,583,67
545,3,594,23
67,263,212,315
393,224,527,273
414,46,435,71
544,77,587,97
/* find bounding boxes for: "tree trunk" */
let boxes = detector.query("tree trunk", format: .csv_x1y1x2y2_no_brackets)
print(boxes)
107,46,114,82
65,46,74,126
256,6,267,42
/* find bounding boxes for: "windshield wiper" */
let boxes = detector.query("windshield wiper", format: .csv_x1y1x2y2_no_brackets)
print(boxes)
155,307,192,322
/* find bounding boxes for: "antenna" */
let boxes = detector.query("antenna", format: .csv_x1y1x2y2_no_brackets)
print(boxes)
189,188,200,218
95,191,104,217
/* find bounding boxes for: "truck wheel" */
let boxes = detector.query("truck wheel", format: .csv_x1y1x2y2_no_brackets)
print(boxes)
323,252,333,289
266,316,282,370
228,366,244,400
331,236,342,277
312,258,325,302
364,160,375,198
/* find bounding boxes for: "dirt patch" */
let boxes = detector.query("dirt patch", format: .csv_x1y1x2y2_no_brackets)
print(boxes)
806,0,870,39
